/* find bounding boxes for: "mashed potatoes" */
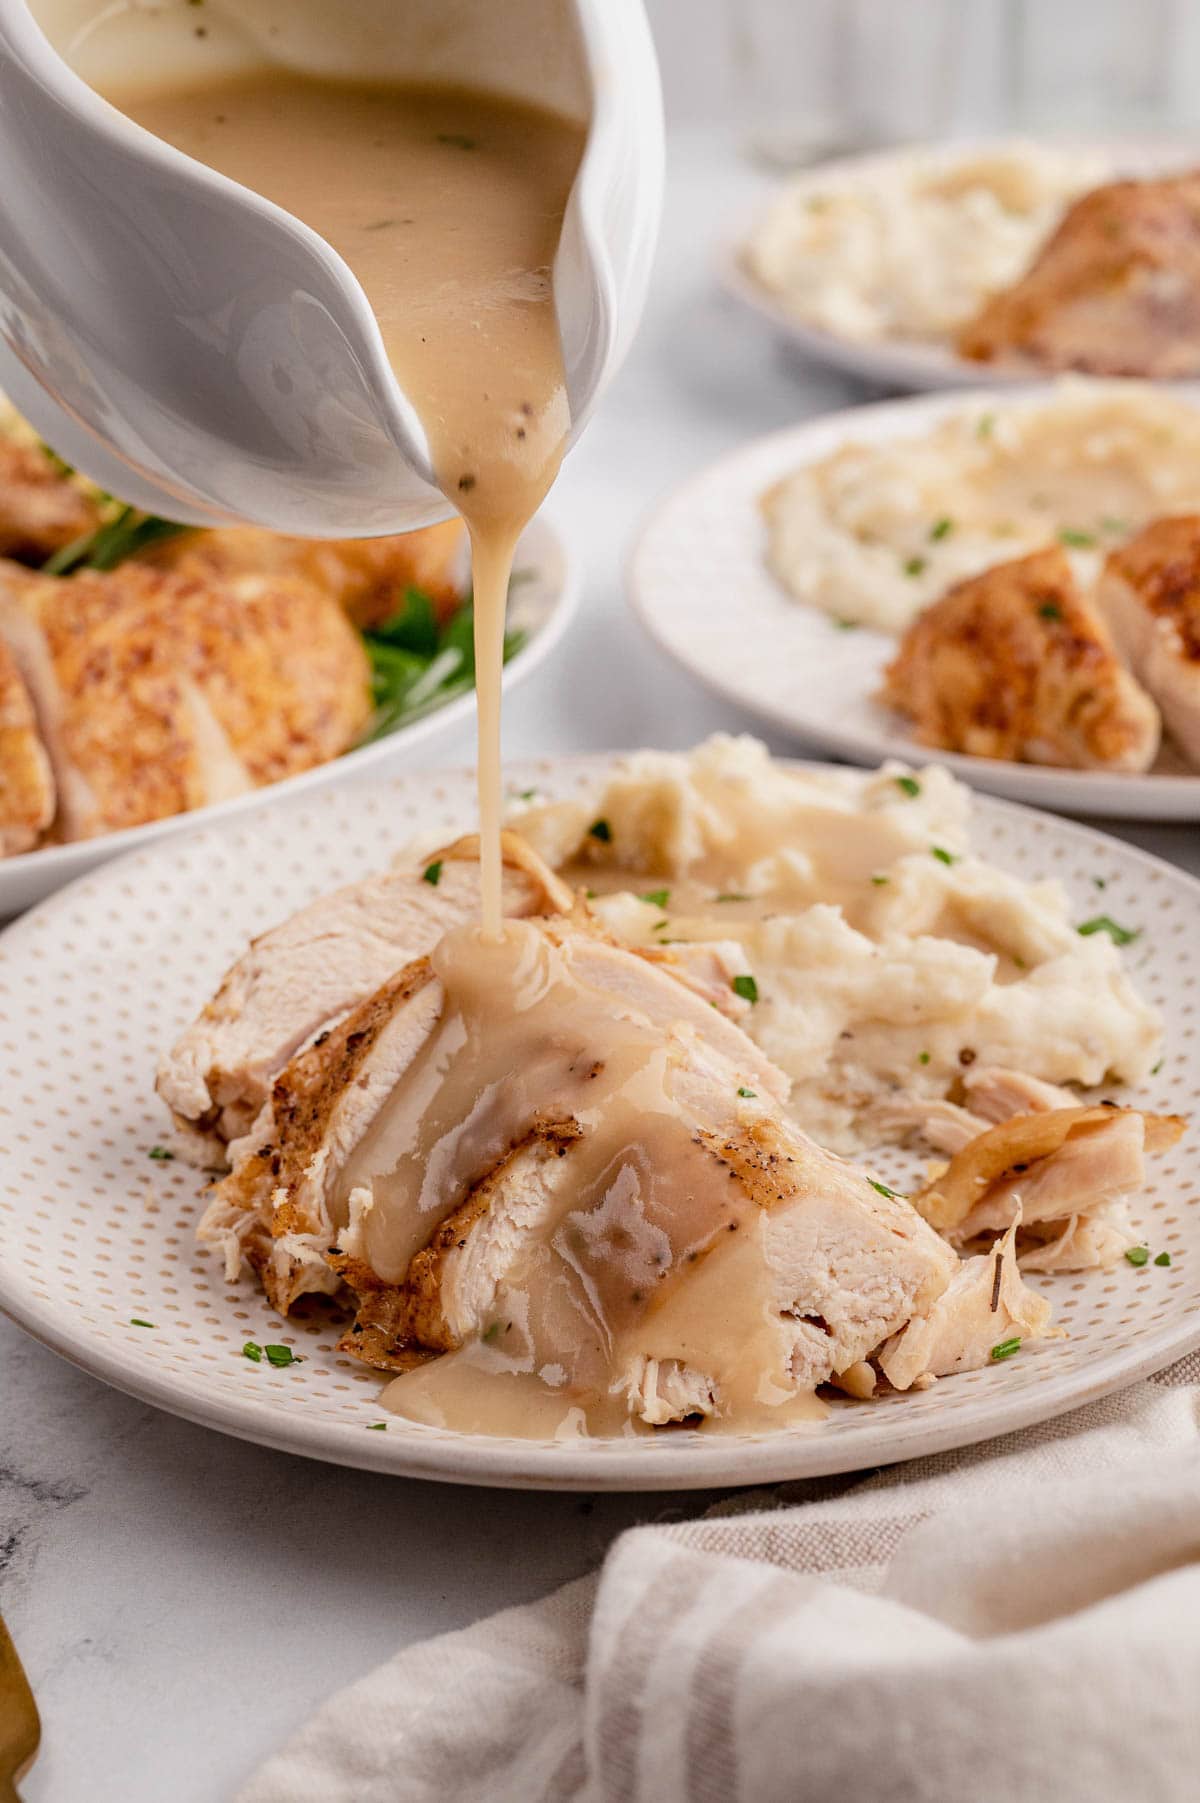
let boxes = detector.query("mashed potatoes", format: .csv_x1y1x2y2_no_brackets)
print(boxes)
515,735,1161,1153
763,382,1200,634
742,143,1105,345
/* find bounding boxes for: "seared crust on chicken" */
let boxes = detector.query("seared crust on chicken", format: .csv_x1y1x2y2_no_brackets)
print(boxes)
0,436,102,565
958,171,1200,376
881,546,1161,771
137,518,466,628
1098,515,1200,767
0,636,54,855
0,558,371,843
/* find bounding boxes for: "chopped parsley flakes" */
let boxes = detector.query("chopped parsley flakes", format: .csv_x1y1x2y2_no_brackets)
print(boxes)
871,874,890,886
130,1317,155,1329
366,1421,388,1431
242,1341,263,1362
264,1344,302,1368
833,617,858,631
867,1178,903,1200
894,775,921,799
903,555,927,578
1077,915,1139,946
714,891,750,903
588,818,612,843
1058,528,1096,549
990,1337,1022,1361
147,1146,174,1161
1155,1251,1172,1267
929,517,954,542
732,975,758,1004
931,846,958,866
639,889,670,909
918,1051,931,1065
1038,602,1063,622
737,1086,757,1099
1125,1246,1150,1267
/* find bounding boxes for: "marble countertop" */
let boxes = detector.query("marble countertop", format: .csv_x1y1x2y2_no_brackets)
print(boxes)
6,131,1200,1803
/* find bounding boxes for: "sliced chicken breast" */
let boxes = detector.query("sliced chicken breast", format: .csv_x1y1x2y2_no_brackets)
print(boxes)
0,635,54,856
160,835,575,1151
0,558,370,843
958,171,1200,377
204,915,962,1430
1098,515,1200,767
881,546,1161,772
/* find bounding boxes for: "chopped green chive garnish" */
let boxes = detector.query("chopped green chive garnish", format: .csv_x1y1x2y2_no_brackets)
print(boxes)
264,1344,302,1368
482,1322,502,1343
931,846,958,866
714,892,750,903
929,517,954,542
732,975,758,1004
1101,516,1129,535
870,874,890,886
894,775,921,798
868,1178,904,1200
366,1421,388,1431
130,1317,154,1329
990,1337,1022,1361
242,1341,263,1362
1094,876,1107,890
918,1051,931,1065
148,1146,174,1161
833,617,859,631
737,1087,757,1099
517,788,538,801
640,889,670,909
1125,1246,1150,1267
903,555,927,578
1038,602,1063,622
422,860,443,887
1155,1251,1172,1267
1058,528,1096,549
1151,1059,1164,1075
1077,916,1140,946
588,818,612,843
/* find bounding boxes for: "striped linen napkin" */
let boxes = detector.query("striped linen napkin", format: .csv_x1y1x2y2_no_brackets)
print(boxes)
240,1357,1200,1803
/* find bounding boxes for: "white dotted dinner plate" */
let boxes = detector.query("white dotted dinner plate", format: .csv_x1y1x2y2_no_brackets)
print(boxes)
723,139,1197,395
1,757,1198,1491
629,389,1200,823
0,512,575,920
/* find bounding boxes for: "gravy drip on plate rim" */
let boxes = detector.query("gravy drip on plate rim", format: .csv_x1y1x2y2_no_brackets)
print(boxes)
112,72,586,937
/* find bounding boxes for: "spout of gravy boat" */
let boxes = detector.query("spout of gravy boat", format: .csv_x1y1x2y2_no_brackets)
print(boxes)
0,0,663,534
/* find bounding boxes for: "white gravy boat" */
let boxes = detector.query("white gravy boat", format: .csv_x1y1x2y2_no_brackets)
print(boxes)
0,0,662,533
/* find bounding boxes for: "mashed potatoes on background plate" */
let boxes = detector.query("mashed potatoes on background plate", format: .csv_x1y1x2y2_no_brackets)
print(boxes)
514,735,1161,1154
741,143,1106,347
761,381,1200,635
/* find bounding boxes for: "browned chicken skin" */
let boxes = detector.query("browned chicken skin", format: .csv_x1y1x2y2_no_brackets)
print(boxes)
0,437,103,565
958,171,1200,376
881,546,1161,771
137,518,466,628
0,559,371,841
0,636,54,854
1098,515,1200,767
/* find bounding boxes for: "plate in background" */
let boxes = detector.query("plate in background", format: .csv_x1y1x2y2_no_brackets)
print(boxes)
0,513,575,918
629,388,1200,821
724,139,1198,394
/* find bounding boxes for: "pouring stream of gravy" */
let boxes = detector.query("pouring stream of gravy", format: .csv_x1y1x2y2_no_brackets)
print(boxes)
113,73,585,937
